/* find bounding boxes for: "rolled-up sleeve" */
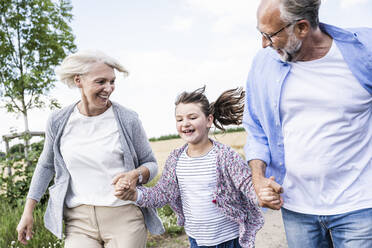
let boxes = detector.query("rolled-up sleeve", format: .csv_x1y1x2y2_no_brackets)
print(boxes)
243,67,271,167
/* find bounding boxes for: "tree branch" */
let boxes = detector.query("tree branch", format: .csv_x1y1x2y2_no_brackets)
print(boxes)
0,70,5,85
16,3,24,80
4,85,23,113
26,90,35,109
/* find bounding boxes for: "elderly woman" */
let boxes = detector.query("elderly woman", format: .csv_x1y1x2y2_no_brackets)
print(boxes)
16,51,164,248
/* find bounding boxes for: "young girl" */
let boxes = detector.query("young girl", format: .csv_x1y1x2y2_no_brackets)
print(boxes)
113,86,264,248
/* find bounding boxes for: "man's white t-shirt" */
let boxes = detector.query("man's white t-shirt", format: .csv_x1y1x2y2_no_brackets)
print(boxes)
280,42,372,215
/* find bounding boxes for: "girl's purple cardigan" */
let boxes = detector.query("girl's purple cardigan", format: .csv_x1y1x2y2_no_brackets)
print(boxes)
137,140,264,248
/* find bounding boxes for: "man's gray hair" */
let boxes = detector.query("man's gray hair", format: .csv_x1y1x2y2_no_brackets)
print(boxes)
56,50,128,88
279,0,321,28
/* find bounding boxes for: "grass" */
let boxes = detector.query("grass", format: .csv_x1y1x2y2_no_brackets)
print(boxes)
145,176,185,236
0,174,184,248
0,198,183,248
147,233,188,248
149,134,180,142
0,199,64,248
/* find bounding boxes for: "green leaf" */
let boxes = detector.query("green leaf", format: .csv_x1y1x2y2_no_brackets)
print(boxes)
0,0,76,132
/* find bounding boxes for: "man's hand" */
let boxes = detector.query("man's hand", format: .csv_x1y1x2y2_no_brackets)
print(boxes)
254,176,283,210
248,159,284,210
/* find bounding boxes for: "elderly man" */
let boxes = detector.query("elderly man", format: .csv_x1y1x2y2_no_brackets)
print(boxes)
243,0,372,247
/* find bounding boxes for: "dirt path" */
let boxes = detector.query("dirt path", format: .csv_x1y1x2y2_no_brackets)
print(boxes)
255,209,288,248
149,209,288,248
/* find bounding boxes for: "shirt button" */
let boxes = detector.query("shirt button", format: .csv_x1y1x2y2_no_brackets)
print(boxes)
276,122,280,126
280,162,283,166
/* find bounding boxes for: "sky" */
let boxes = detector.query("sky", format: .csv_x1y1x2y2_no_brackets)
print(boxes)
1,0,371,150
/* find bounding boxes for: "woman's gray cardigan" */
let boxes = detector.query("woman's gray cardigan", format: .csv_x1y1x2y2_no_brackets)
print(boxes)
27,101,165,238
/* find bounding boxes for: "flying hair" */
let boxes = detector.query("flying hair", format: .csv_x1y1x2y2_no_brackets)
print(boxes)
175,86,245,131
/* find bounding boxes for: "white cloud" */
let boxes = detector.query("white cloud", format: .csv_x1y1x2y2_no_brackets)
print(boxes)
186,0,258,17
340,0,368,8
1,0,370,144
108,38,259,137
185,0,260,34
165,16,194,32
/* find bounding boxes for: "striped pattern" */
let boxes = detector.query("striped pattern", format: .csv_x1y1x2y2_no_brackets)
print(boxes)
136,139,264,248
176,146,239,246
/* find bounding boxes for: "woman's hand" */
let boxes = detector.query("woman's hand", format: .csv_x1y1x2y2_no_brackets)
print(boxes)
112,170,139,201
17,199,37,245
17,213,34,245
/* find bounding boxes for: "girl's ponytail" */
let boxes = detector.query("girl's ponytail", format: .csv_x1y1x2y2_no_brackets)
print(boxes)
210,87,245,131
175,86,245,131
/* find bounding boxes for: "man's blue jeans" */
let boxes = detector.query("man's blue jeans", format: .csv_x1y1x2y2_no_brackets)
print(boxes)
188,237,241,248
281,207,372,248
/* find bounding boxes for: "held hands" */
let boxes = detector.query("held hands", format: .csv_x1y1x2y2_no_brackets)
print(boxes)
112,170,138,202
254,176,284,210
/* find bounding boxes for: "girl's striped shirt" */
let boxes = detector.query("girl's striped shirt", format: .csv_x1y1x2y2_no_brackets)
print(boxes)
176,145,239,246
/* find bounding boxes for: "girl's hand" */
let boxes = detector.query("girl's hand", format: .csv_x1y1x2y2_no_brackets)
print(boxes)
112,171,138,201
114,178,138,201
258,186,283,207
114,187,138,201
254,176,283,210
17,213,34,245
114,177,131,191
112,169,140,188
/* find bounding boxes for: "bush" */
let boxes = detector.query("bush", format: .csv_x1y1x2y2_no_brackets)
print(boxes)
146,177,184,236
0,197,182,247
158,205,184,235
0,139,61,247
8,143,25,156
0,140,50,208
0,139,184,247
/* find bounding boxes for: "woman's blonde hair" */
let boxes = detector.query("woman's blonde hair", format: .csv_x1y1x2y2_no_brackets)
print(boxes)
55,50,128,87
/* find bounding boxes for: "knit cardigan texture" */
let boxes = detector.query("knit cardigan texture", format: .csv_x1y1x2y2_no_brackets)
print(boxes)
137,140,264,248
27,101,164,238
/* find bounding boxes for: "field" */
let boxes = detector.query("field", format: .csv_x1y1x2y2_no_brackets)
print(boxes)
150,131,246,171
0,131,287,247
148,131,288,248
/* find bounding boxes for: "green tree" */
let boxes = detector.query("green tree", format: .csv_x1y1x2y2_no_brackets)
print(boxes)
0,0,76,156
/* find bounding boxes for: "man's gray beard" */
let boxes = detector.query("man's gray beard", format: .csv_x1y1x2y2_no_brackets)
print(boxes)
279,34,302,62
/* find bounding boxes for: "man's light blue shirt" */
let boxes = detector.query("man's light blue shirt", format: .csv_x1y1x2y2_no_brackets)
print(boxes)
243,23,372,185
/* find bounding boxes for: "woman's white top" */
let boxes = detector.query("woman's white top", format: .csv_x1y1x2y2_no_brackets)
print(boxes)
61,106,133,208
176,145,239,246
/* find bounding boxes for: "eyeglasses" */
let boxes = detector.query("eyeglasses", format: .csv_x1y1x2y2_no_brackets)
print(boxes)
258,21,297,45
